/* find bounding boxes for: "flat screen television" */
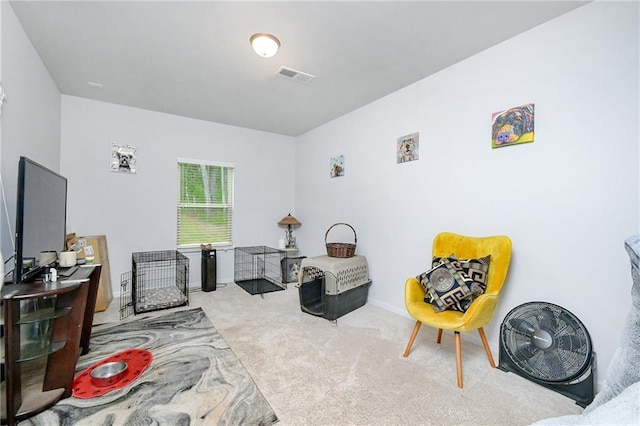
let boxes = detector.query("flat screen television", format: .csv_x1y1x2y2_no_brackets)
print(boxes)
13,156,68,284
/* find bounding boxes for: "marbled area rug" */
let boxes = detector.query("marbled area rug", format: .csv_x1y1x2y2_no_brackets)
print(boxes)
21,308,278,426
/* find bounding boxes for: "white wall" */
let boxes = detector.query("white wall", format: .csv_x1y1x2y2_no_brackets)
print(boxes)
60,96,296,290
294,1,639,386
2,0,638,389
0,2,61,262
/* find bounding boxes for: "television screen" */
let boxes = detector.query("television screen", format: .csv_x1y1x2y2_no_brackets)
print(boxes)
13,156,67,283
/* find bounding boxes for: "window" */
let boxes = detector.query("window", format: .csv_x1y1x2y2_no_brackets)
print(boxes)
177,158,234,248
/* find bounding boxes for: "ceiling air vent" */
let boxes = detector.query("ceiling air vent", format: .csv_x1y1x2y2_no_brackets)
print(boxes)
276,66,315,84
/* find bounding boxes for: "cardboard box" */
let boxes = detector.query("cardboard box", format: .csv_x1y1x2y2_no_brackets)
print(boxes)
66,233,113,312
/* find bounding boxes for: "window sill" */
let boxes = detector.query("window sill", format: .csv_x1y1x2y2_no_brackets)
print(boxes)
177,245,234,254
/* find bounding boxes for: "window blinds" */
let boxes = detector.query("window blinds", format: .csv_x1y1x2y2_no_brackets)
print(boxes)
177,159,234,247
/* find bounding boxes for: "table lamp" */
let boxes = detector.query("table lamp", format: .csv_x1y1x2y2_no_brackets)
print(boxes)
278,213,301,249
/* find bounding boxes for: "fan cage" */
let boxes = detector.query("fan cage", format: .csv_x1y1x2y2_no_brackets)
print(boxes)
500,301,592,383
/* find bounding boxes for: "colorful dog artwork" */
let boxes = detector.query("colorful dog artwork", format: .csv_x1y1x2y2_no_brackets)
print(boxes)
330,155,344,178
397,132,419,163
491,103,535,148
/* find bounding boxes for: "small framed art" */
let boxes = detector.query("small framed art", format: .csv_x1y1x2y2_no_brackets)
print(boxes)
110,144,137,173
330,155,344,178
281,256,306,283
492,103,535,149
397,132,419,163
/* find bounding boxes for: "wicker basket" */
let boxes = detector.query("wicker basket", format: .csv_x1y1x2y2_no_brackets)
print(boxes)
325,223,357,258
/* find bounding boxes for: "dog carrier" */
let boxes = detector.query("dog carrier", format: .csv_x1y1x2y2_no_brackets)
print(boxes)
297,255,371,322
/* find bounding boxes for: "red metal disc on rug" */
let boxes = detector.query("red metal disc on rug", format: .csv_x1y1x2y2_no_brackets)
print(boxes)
73,348,153,399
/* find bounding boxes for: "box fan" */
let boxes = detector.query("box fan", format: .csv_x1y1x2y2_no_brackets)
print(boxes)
498,301,595,407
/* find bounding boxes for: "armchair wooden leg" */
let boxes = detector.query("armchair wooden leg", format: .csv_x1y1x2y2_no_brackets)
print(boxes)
436,328,443,344
455,331,463,388
478,327,496,368
403,321,422,357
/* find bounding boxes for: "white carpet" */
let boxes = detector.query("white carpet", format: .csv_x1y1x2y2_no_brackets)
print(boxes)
94,283,584,425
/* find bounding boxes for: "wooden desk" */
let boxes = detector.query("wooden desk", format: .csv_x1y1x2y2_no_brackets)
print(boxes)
61,265,102,354
1,265,100,425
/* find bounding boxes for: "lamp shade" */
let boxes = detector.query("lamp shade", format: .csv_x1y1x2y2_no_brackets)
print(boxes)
250,33,281,58
278,213,301,226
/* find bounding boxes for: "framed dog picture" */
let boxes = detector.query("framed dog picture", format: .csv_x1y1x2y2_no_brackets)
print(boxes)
281,256,306,284
397,132,419,163
110,144,137,173
330,155,344,178
492,103,535,149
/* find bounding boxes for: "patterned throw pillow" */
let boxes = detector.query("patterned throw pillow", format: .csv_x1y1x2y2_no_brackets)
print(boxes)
418,255,491,313
456,255,490,296
417,258,476,312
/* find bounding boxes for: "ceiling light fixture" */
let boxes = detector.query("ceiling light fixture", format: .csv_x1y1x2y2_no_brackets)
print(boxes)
250,33,280,58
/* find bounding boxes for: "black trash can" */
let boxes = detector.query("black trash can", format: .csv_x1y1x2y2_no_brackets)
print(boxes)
201,248,217,292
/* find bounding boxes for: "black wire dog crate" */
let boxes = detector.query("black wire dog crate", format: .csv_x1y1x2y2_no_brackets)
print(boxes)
234,246,286,295
131,250,189,314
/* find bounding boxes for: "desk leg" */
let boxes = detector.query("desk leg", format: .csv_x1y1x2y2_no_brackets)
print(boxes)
80,265,102,355
44,282,88,397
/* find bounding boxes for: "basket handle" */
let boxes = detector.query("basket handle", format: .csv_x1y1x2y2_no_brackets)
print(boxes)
325,223,357,245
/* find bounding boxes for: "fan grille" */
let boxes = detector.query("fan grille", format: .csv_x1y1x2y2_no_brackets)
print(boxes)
500,302,592,383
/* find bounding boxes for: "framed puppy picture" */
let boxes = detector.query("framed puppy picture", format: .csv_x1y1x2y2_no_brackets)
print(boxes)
492,103,535,149
281,256,306,284
110,144,137,173
330,155,344,178
397,132,419,163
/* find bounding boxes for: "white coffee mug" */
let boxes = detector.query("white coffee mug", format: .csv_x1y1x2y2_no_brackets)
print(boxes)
59,251,77,267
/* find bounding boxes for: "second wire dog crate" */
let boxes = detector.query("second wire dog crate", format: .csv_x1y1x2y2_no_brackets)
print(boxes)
234,246,286,294
131,250,189,314
297,255,372,321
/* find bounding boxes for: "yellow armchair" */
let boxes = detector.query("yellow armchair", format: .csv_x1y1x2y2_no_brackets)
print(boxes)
403,232,512,388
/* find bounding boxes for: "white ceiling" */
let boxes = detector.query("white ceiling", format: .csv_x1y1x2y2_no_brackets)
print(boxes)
9,1,588,136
